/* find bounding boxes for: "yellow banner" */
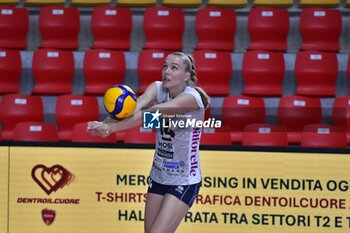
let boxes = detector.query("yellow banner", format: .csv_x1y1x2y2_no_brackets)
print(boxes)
9,147,350,233
0,147,9,233
9,147,153,233
186,151,350,233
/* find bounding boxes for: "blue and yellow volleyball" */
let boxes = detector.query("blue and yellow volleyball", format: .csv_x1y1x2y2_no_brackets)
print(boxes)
103,85,137,119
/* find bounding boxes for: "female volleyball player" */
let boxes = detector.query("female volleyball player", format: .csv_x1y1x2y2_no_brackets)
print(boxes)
88,52,210,233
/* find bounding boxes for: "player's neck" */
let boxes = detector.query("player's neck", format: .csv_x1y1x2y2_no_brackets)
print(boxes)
168,85,186,99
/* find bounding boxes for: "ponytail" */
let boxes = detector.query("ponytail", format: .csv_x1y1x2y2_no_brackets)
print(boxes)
194,86,210,109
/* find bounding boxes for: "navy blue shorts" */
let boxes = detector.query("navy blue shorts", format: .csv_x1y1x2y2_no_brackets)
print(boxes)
147,179,201,208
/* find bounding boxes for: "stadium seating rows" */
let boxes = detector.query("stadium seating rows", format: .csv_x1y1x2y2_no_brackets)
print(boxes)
0,76,349,147
0,3,349,148
0,0,345,8
1,50,348,147
0,6,345,52
1,94,349,147
0,48,346,97
0,95,341,141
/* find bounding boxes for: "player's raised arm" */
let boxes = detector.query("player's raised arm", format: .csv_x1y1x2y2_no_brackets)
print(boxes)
149,92,199,116
134,82,158,112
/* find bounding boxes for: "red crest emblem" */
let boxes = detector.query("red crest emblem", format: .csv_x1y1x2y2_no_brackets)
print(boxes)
42,208,56,225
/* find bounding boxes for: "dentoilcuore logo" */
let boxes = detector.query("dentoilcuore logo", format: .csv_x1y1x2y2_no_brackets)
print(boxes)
31,164,75,195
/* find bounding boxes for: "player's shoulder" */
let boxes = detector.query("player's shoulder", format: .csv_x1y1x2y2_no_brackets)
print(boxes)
183,86,201,99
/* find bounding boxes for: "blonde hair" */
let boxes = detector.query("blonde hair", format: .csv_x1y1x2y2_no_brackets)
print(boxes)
171,51,210,109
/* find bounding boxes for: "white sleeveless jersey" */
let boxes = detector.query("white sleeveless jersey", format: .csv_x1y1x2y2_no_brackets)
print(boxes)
149,81,205,185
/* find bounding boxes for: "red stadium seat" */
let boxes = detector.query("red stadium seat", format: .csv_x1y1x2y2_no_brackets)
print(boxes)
91,6,132,50
124,126,156,144
222,95,266,143
83,49,126,95
0,49,21,94
55,94,99,141
13,121,58,142
116,131,126,142
0,94,43,140
137,49,171,94
295,51,338,97
242,123,288,147
71,122,117,143
247,7,289,51
200,129,232,145
143,6,184,50
0,6,28,50
204,105,211,121
39,6,80,50
192,50,232,96
332,96,350,144
242,50,284,97
278,95,322,144
195,7,236,51
300,8,342,52
32,49,74,95
301,124,347,148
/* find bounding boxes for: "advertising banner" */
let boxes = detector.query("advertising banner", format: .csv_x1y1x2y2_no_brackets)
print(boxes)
9,147,350,233
186,151,350,233
0,147,8,233
9,147,153,233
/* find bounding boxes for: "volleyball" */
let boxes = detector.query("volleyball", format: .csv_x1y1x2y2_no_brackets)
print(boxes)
103,85,137,119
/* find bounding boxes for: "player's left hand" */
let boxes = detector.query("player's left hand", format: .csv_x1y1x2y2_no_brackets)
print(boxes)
87,121,112,138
